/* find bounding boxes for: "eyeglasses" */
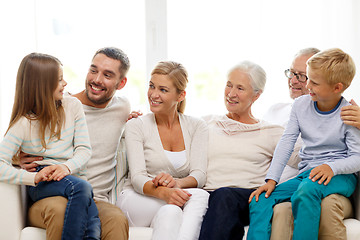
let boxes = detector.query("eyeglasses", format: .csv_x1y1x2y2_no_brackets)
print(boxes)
284,69,308,83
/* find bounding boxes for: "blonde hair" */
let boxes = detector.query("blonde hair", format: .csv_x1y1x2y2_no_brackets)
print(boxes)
307,48,356,91
151,61,188,113
8,53,65,149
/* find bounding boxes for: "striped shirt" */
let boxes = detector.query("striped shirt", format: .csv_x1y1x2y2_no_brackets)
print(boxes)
0,96,91,186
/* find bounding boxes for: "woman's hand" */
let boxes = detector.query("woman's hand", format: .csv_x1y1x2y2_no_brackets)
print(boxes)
161,187,192,207
43,164,70,181
153,172,178,188
341,99,360,129
17,151,43,172
309,164,334,185
248,180,276,203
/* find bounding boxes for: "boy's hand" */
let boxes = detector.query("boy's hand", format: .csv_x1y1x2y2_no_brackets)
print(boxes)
248,180,276,203
309,164,334,185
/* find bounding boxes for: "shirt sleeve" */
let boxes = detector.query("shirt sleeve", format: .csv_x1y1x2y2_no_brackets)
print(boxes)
187,118,208,188
125,118,152,194
266,101,301,183
63,98,92,174
0,120,37,186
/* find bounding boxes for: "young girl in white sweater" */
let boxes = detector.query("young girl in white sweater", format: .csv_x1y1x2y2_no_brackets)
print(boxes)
0,53,99,240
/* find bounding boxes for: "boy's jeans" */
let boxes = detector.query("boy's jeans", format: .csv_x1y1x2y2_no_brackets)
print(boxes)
247,169,357,240
28,174,101,240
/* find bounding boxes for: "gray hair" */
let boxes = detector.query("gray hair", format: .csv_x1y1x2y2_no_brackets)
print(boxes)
295,47,320,57
228,60,266,93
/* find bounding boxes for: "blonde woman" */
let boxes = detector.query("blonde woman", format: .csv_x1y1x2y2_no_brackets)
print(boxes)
117,61,209,240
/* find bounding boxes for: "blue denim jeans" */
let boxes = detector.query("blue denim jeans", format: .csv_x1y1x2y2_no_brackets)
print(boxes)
247,169,357,240
28,171,101,240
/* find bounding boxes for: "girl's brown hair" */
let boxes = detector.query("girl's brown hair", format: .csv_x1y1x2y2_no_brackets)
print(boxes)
8,53,65,149
151,61,188,113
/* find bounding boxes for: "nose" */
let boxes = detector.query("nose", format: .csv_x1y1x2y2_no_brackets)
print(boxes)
93,73,103,85
228,87,237,97
289,75,300,85
63,79,67,87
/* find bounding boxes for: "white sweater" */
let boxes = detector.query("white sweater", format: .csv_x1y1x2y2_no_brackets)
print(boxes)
82,96,130,202
124,113,208,194
203,115,285,191
0,97,91,186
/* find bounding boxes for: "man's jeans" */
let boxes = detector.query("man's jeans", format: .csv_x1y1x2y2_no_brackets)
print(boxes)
28,173,101,240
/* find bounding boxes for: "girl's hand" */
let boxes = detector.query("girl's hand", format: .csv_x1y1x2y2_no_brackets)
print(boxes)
34,170,50,184
341,99,360,129
44,164,70,181
309,164,334,185
161,187,192,207
248,180,276,203
153,172,177,188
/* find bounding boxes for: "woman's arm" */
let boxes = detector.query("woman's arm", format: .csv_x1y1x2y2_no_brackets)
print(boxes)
341,99,360,129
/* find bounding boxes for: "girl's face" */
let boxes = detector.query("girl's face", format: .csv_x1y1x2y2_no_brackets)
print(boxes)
54,67,67,101
147,74,185,115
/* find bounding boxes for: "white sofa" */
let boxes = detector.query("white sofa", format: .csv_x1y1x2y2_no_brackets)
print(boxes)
2,141,360,240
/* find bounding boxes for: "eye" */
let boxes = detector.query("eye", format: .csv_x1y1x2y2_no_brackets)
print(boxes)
149,84,155,89
237,87,243,91
160,88,168,93
89,69,96,74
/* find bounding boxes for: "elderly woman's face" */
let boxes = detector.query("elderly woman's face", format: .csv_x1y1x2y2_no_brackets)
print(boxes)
224,69,258,115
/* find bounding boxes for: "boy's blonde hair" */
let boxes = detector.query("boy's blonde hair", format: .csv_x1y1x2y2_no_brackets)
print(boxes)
307,48,356,91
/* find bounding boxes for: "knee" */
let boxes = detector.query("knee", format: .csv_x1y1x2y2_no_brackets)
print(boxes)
72,179,93,197
29,196,68,226
291,182,318,203
188,189,210,202
273,202,292,217
209,187,235,205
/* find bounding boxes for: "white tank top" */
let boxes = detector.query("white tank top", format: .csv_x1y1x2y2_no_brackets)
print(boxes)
164,150,187,169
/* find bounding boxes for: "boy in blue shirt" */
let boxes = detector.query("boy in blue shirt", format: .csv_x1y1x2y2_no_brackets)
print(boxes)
247,48,360,240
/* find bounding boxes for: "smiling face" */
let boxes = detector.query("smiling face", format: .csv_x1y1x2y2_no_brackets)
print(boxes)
54,67,67,101
148,74,185,115
288,54,313,99
224,69,259,117
306,66,342,111
84,53,126,108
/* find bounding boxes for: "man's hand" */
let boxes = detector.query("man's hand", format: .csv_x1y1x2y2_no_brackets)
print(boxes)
248,180,276,203
127,110,143,121
309,164,334,185
341,99,360,129
17,151,43,172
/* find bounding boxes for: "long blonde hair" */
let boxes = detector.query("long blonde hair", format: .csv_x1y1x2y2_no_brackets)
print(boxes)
7,53,65,149
151,61,188,113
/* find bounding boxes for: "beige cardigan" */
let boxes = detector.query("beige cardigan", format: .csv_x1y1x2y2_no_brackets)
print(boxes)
123,113,208,194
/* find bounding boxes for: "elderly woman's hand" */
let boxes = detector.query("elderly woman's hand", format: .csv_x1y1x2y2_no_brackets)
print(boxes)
341,99,360,129
248,180,276,203
153,172,178,188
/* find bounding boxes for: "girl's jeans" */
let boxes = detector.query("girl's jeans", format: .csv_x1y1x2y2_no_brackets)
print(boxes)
247,169,357,240
28,169,100,240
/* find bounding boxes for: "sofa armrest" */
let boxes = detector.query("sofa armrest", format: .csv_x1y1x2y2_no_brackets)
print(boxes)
353,172,360,220
0,182,26,240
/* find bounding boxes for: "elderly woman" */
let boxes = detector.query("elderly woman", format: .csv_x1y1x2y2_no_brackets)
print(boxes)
117,61,209,240
198,61,297,240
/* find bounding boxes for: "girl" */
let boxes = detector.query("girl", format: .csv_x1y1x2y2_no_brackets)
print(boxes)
117,61,209,240
0,53,100,240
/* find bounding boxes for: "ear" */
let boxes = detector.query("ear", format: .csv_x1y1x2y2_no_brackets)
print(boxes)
117,77,127,90
177,90,186,102
252,90,262,103
333,82,343,93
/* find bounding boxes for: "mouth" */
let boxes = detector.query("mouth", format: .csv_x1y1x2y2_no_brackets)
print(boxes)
150,98,162,105
226,97,239,104
90,83,105,93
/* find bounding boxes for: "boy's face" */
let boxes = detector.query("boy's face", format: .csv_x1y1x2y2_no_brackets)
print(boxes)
306,66,339,107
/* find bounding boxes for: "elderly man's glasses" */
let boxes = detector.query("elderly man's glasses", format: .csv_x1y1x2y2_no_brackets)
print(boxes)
284,69,308,83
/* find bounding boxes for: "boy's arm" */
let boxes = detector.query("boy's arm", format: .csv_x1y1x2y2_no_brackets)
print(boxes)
266,103,301,183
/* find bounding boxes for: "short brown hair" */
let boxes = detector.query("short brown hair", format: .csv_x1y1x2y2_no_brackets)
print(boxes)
307,48,356,91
